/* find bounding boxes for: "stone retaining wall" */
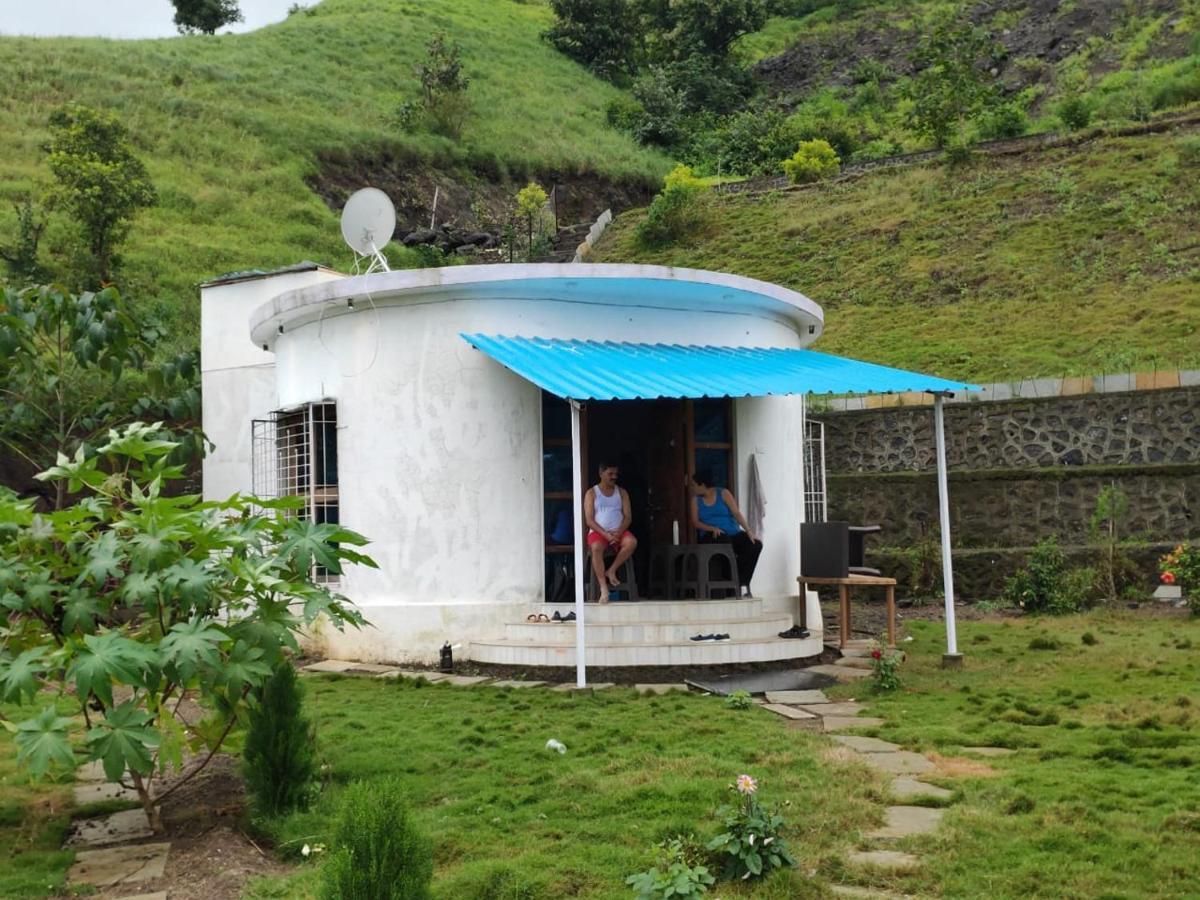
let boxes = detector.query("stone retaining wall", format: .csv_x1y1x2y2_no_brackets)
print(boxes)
821,386,1200,599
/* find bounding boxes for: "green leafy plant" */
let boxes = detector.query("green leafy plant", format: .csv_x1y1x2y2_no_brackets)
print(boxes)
544,0,639,82
1057,95,1092,131
0,283,204,507
515,182,550,258
706,774,795,881
626,834,715,899
724,690,753,710
0,423,371,831
171,0,243,34
320,777,432,900
1003,537,1095,615
242,662,317,817
980,100,1029,140
782,138,840,184
904,20,1002,149
44,103,157,285
636,164,709,248
0,197,46,283
1089,483,1140,601
870,641,902,691
1160,544,1200,614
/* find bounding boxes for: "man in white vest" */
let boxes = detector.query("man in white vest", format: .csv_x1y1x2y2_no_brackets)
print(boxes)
583,462,637,603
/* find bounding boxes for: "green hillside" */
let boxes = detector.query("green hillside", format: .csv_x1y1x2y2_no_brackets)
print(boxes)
594,127,1200,382
0,0,668,335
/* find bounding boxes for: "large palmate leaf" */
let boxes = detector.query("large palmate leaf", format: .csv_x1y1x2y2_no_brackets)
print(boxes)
61,587,104,635
120,570,160,606
15,706,76,778
217,640,272,696
160,616,225,682
161,558,215,608
86,700,159,780
83,530,124,584
0,647,49,703
68,630,156,708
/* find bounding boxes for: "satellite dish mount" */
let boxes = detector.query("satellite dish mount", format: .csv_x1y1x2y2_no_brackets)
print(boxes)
340,187,396,275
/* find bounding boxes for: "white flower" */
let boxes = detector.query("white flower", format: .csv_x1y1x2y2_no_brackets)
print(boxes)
301,844,311,858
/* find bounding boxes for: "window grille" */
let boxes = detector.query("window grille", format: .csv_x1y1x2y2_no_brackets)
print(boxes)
803,418,827,523
252,401,340,582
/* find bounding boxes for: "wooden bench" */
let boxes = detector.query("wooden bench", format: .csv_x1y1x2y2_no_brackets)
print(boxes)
796,574,897,649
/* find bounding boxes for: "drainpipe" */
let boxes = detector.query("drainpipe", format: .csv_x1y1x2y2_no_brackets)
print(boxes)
933,393,963,667
571,399,587,687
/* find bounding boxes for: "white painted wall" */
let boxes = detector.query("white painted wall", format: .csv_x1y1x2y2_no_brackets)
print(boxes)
200,267,343,501
270,290,809,662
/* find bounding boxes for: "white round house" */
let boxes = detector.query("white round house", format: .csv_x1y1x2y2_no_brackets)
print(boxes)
200,262,972,674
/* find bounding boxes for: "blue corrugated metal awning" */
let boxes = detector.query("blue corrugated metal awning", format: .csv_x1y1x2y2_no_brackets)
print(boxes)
461,334,978,400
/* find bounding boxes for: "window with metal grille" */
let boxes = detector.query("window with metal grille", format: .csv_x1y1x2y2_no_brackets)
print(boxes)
803,418,827,523
252,401,339,581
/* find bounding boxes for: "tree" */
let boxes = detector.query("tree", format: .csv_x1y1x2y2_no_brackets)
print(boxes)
639,0,769,61
904,20,1002,149
0,424,372,831
414,33,470,139
0,198,46,283
0,283,202,509
544,0,640,82
515,182,549,257
171,0,243,34
44,104,157,286
635,164,710,248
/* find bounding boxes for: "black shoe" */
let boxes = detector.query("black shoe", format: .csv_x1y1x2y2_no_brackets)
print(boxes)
552,610,564,622
690,633,714,642
562,611,577,622
778,625,811,639
712,633,730,641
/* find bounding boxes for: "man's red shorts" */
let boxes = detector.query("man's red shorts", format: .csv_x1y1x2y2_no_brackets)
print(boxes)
587,529,634,549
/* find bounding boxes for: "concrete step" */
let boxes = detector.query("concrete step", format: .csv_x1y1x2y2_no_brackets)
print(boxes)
536,598,764,622
504,614,794,644
470,632,824,667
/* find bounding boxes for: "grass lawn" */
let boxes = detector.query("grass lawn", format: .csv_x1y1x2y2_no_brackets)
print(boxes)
839,610,1200,899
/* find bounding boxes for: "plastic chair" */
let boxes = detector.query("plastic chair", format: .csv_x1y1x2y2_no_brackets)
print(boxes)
674,545,740,599
584,552,640,602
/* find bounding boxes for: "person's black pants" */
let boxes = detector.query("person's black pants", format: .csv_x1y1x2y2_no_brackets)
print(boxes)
701,531,763,588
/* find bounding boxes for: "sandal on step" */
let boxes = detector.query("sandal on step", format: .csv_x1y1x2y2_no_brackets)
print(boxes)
537,613,551,623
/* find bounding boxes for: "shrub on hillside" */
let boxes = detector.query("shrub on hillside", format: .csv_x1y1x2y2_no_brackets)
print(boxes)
703,107,800,176
320,778,432,900
242,662,316,817
980,101,1029,140
1177,135,1200,167
1056,95,1092,131
782,139,840,184
635,165,709,248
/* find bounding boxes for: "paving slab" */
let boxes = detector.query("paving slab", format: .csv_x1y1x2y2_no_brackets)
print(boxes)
836,656,874,669
831,735,902,753
824,716,885,732
801,702,865,717
765,689,830,705
961,746,1016,757
552,682,615,691
65,809,154,848
858,752,935,776
635,683,689,694
889,777,954,802
807,664,873,682
344,663,399,675
489,679,548,689
377,670,449,682
301,659,357,673
68,842,170,888
847,849,922,873
74,782,138,805
830,885,911,898
687,668,835,695
439,674,493,686
762,703,818,720
867,805,945,840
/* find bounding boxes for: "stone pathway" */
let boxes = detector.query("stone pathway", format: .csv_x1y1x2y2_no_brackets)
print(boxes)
754,644,1018,896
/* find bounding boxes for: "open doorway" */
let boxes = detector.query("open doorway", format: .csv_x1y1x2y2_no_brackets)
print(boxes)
541,393,735,600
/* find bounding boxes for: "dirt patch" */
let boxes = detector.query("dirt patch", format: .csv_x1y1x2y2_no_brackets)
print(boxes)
308,145,656,244
85,754,294,900
927,752,1002,778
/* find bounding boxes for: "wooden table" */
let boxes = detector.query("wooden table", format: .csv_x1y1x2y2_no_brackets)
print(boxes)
796,574,897,649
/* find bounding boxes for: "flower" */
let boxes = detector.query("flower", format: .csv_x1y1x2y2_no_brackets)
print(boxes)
871,649,882,660
735,773,758,795
1162,571,1176,585
301,844,311,858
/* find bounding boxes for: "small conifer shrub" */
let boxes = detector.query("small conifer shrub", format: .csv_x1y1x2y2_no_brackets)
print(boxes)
242,662,317,817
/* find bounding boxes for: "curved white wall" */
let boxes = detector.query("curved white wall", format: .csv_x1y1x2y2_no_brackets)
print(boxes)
269,281,818,662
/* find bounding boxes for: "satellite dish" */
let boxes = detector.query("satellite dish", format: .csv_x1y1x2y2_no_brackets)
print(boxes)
340,187,395,272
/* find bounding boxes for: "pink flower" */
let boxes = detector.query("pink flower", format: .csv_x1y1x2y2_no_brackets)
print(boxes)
736,774,758,795
871,649,882,660
1161,571,1176,585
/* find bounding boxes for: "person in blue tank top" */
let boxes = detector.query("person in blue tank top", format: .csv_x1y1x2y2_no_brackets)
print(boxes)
689,471,763,598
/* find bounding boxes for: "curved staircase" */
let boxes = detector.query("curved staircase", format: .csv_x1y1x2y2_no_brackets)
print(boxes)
470,598,823,667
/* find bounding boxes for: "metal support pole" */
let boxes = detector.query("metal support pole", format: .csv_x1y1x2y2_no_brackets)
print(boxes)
933,394,961,664
570,400,587,687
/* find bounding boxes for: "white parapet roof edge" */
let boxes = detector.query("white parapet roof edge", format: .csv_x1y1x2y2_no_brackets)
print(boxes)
248,263,825,351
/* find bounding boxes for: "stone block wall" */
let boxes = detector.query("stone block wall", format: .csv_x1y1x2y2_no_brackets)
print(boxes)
820,386,1200,599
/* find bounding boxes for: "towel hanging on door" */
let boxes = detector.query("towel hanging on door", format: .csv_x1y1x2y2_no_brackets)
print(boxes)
746,453,766,537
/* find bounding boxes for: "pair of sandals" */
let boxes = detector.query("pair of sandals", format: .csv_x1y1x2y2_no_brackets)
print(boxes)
526,611,578,623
